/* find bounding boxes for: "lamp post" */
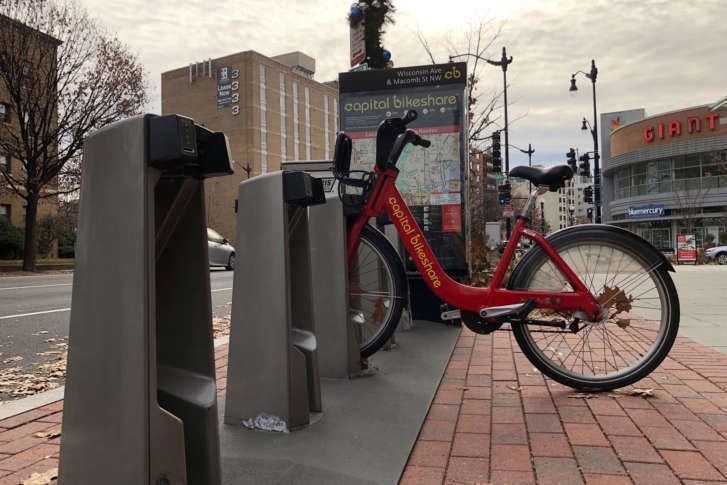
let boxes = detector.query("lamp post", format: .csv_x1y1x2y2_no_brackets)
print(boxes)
569,59,601,223
450,46,514,237
519,143,534,191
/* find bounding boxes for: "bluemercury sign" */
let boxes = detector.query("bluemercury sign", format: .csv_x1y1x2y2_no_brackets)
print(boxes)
339,62,468,274
217,66,233,108
628,204,665,219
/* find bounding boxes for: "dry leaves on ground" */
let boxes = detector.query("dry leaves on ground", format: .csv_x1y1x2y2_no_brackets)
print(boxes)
2,356,23,364
21,468,58,485
213,316,231,338
0,351,67,398
34,430,61,440
568,393,599,399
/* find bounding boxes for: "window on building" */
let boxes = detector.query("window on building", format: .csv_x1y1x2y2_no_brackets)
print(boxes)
0,204,9,221
0,103,8,123
0,154,8,172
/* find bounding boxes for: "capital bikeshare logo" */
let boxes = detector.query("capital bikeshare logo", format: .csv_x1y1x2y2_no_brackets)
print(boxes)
389,197,442,288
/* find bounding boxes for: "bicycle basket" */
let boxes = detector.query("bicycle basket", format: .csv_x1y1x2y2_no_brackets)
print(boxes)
336,170,375,217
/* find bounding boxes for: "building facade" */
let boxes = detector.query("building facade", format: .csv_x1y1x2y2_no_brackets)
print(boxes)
0,14,59,254
161,50,339,243
603,100,727,251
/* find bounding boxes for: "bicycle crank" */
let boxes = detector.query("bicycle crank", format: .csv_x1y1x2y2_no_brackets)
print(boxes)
461,311,505,334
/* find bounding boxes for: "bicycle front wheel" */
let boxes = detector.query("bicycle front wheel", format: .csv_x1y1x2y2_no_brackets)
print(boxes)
349,224,407,358
509,226,679,390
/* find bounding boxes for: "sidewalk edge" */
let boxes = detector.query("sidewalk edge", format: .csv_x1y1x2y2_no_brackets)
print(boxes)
0,335,231,421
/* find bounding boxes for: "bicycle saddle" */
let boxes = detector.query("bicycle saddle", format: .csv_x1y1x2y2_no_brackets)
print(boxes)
509,165,573,191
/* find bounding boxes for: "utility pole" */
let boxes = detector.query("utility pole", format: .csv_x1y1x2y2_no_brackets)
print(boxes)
519,143,534,192
487,47,514,238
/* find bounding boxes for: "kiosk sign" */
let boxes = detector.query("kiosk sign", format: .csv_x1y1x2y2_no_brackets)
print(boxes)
677,234,696,263
339,62,468,273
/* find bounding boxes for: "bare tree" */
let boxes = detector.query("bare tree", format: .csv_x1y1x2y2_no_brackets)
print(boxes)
415,19,504,147
0,0,148,270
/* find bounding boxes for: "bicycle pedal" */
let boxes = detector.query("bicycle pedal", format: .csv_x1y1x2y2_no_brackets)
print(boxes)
514,298,538,319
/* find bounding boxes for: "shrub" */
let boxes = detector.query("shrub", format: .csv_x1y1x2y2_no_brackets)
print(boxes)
704,233,715,249
720,231,727,245
37,216,57,258
0,218,24,259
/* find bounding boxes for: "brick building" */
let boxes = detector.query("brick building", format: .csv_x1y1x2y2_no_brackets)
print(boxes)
161,50,339,243
0,15,59,247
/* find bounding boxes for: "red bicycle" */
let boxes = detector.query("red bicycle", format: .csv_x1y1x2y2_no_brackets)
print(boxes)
336,110,679,390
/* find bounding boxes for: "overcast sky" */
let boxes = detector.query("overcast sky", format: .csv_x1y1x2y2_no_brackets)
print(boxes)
81,0,726,168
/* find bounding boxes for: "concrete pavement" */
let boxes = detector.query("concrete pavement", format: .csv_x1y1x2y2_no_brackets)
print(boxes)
671,265,727,353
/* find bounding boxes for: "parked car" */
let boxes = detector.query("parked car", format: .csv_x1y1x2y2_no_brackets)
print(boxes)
705,245,727,265
208,228,235,270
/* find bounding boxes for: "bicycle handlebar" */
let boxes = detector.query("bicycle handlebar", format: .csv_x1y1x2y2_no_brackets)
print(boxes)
386,129,432,166
376,110,431,169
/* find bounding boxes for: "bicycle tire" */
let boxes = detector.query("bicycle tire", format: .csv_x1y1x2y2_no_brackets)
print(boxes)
508,225,680,390
349,224,407,358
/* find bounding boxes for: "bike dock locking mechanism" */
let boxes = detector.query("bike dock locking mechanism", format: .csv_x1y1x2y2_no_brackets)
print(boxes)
58,115,233,485
281,160,361,378
224,170,326,430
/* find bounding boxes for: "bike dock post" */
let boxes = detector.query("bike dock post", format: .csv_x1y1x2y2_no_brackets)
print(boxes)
281,161,360,378
58,115,233,485
224,170,326,430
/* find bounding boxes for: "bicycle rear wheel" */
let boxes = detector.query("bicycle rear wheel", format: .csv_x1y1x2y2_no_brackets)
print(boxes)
349,224,407,357
509,226,679,390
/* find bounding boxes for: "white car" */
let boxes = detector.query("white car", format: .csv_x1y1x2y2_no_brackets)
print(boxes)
208,228,235,270
705,245,727,265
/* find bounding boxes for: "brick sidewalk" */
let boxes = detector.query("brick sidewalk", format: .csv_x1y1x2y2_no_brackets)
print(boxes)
401,327,727,485
2,330,727,485
0,346,230,484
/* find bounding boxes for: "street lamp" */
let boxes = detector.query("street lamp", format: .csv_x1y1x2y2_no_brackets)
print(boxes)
451,46,514,237
569,59,601,223
519,143,534,191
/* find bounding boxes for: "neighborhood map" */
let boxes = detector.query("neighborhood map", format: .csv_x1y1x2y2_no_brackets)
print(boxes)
350,130,461,206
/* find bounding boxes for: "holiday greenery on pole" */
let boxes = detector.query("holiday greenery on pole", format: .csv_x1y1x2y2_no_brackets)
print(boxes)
348,1,396,69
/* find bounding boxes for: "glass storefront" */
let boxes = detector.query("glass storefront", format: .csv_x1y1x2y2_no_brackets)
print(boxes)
619,217,727,251
613,150,727,200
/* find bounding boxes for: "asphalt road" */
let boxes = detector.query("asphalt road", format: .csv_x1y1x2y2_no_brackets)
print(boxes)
0,269,234,389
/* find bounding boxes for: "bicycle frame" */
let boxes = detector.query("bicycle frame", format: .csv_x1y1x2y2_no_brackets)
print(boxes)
347,165,602,319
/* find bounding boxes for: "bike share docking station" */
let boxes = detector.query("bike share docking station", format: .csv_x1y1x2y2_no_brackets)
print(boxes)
57,113,460,484
223,170,327,430
58,114,232,485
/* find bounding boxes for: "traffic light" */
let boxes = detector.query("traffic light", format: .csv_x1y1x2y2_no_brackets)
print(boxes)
492,131,502,173
498,182,511,205
566,148,577,174
578,153,590,176
584,185,594,204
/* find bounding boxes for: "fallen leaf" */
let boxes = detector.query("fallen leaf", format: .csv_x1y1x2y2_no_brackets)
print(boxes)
507,385,522,391
2,356,22,364
44,338,56,343
568,393,599,399
21,468,58,485
629,388,654,397
34,430,61,439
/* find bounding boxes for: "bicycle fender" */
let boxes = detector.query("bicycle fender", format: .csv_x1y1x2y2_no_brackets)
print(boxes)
515,224,675,279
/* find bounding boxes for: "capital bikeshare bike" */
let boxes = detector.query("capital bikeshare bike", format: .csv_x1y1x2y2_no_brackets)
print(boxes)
336,110,679,390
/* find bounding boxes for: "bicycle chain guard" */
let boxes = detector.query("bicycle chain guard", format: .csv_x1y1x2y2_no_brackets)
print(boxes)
461,311,504,334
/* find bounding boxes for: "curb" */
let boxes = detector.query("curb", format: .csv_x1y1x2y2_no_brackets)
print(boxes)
0,335,231,422
0,263,74,272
